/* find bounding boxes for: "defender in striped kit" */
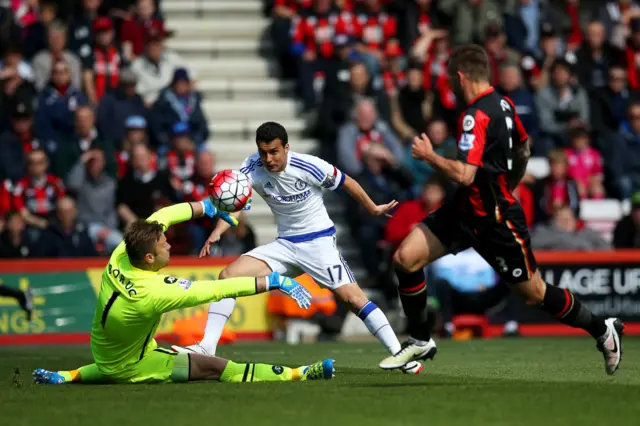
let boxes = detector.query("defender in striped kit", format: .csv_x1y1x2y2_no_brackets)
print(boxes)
172,121,423,374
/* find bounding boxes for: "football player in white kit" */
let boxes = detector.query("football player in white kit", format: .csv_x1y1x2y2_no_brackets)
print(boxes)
172,122,423,374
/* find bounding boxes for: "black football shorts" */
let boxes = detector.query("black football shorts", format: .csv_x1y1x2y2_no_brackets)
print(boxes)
422,202,537,284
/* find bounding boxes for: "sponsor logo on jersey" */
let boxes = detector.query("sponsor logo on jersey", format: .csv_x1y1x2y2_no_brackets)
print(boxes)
164,276,178,284
271,189,312,203
462,115,475,132
178,279,192,290
459,133,475,151
265,182,274,189
272,365,284,375
294,179,308,190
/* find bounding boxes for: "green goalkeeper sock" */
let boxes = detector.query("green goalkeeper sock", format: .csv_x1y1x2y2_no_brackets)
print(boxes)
219,361,303,383
59,363,106,384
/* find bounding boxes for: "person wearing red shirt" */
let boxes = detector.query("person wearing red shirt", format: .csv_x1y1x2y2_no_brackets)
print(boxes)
119,0,165,61
533,148,581,224
291,0,351,111
351,0,397,76
272,0,313,80
384,177,445,248
164,122,196,183
12,148,66,231
83,17,128,105
183,150,216,253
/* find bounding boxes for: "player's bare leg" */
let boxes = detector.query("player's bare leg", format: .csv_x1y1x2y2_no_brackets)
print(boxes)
189,353,335,382
171,255,273,355
379,224,447,370
333,283,422,374
512,271,623,375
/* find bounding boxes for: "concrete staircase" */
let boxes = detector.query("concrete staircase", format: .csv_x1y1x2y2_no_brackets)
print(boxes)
163,0,364,274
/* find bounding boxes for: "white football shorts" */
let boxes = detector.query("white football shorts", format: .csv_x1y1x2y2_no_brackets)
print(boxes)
243,235,356,289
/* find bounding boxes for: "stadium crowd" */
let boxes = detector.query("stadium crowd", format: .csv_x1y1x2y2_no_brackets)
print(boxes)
0,0,257,259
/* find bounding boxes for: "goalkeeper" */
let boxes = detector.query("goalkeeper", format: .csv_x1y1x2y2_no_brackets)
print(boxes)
33,200,334,384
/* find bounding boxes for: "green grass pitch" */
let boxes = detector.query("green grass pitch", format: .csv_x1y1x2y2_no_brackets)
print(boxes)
2,338,640,426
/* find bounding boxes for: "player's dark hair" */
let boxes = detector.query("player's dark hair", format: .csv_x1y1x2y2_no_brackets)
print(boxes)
256,121,288,147
447,44,490,82
124,219,164,264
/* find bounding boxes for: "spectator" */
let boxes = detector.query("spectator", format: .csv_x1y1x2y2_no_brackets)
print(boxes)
68,0,102,65
97,68,146,146
116,115,158,178
163,122,196,183
212,213,257,256
615,101,640,196
612,191,640,248
348,142,414,283
397,0,442,53
22,0,58,60
428,248,520,337
0,210,35,258
116,143,178,226
419,30,457,129
291,0,350,113
183,150,215,252
564,126,605,199
35,59,88,150
149,68,209,153
12,148,66,231
0,179,12,228
66,147,122,254
533,149,581,224
498,63,539,140
590,64,630,135
0,101,39,182
83,16,127,105
351,0,399,77
271,0,307,80
547,0,590,52
574,21,623,91
337,99,404,177
531,205,611,250
36,196,98,257
438,0,503,46
594,0,640,49
535,58,589,151
484,24,521,87
625,18,640,90
389,62,428,142
384,176,445,248
0,3,20,59
0,44,37,130
52,105,116,178
318,61,389,154
32,20,83,91
119,0,164,61
404,119,456,190
131,21,184,105
520,23,563,92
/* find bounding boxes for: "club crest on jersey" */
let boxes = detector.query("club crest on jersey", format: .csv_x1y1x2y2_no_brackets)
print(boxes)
294,179,308,190
459,133,475,151
462,115,475,132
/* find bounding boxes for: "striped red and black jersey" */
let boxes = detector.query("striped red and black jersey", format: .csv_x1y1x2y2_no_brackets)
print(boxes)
12,174,66,217
1,179,13,216
352,11,396,52
455,87,529,222
116,150,158,179
275,0,312,13
291,10,351,59
166,149,195,182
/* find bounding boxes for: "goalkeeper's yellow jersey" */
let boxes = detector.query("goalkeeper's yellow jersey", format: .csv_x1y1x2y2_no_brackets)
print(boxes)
90,203,256,376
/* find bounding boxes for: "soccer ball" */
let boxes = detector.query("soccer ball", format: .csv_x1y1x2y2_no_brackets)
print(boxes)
208,169,252,213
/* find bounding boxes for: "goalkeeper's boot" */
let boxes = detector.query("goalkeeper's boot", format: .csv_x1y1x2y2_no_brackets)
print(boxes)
300,359,335,381
597,317,624,375
170,343,211,356
379,337,437,370
33,368,65,385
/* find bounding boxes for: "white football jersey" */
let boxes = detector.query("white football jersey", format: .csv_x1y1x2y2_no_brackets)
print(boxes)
239,151,345,241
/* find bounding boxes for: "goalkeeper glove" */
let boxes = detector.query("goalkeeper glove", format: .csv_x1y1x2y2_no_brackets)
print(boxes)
200,199,238,226
267,272,312,309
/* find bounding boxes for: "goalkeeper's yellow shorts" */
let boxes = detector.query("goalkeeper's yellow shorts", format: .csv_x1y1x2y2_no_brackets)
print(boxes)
106,348,190,384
